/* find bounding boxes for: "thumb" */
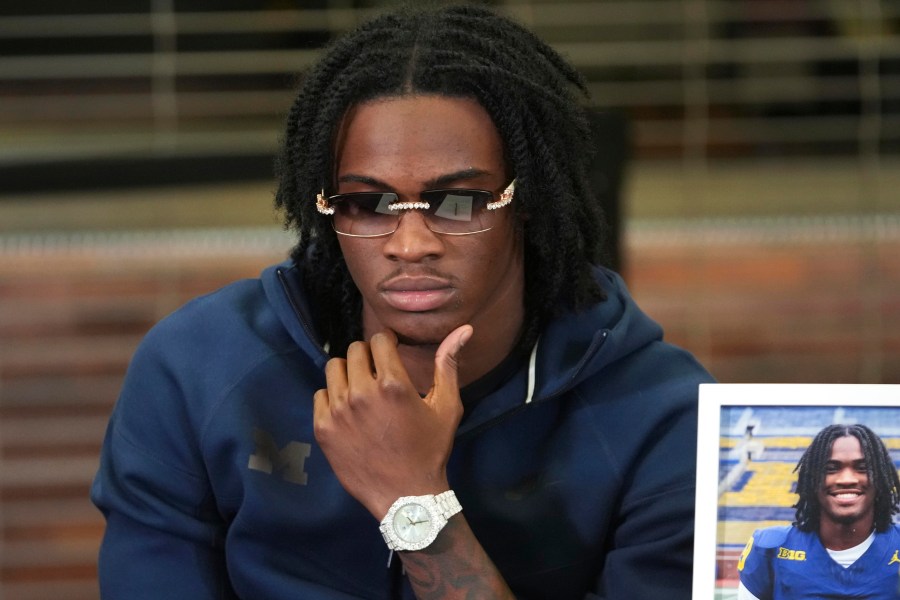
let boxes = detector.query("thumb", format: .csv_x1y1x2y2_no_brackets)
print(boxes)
431,324,473,400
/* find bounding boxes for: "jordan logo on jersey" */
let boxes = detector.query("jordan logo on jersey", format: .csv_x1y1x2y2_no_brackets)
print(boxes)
889,550,900,566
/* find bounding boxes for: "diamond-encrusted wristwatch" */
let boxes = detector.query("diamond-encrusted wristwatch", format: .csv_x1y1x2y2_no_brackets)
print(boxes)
379,490,462,551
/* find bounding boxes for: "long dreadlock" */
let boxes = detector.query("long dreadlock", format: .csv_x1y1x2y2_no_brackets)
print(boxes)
274,3,608,357
793,423,900,532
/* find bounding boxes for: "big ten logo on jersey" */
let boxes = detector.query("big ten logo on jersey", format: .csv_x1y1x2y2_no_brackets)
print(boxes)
777,547,806,561
247,427,312,485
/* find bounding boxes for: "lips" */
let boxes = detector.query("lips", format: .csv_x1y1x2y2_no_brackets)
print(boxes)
379,276,456,312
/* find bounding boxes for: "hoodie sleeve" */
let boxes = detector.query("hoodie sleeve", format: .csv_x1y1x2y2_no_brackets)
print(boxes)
91,321,238,600
580,340,710,600
600,389,699,598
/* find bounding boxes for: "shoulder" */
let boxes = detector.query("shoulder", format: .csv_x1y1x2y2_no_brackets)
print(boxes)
106,272,304,472
123,273,301,419
739,526,806,600
739,526,797,575
542,266,713,390
751,525,795,549
151,277,263,336
593,267,712,382
142,275,291,359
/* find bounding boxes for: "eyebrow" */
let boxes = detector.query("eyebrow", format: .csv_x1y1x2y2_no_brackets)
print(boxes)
336,168,494,190
825,458,867,467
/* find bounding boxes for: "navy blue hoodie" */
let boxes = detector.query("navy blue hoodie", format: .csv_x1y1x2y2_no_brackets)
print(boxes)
92,261,713,599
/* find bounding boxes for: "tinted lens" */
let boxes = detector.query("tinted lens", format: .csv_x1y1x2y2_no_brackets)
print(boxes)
331,192,399,235
420,189,492,233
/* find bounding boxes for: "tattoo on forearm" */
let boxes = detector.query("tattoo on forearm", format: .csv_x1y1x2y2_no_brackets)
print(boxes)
400,518,515,600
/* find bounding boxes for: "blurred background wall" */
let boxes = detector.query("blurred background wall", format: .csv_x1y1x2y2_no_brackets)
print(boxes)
0,1,897,598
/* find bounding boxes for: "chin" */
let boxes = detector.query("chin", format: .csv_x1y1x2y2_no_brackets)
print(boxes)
374,308,454,341
824,507,870,527
392,319,460,347
834,512,867,524
395,331,445,346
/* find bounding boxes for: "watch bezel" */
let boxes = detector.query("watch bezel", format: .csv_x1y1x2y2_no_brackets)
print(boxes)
379,491,461,552
380,495,445,552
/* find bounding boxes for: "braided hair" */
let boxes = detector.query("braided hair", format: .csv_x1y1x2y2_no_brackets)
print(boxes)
275,3,608,356
793,423,900,532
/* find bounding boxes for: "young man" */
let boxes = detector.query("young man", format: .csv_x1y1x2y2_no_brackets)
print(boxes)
738,423,900,600
91,5,713,599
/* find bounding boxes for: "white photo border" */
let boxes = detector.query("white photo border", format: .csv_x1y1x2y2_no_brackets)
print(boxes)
692,383,900,599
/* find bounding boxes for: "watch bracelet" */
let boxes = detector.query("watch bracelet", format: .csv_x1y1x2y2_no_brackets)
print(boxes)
434,490,463,519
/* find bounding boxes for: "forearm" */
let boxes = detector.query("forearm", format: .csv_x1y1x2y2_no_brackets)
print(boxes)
399,516,515,600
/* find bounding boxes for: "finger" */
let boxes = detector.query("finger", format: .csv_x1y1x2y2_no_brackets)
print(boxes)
431,324,473,405
313,388,329,415
323,357,349,408
345,340,376,388
312,388,331,442
368,330,416,394
323,357,349,389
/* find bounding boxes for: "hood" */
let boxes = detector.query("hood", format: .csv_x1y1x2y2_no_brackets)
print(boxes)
532,266,664,402
261,261,330,371
262,261,668,433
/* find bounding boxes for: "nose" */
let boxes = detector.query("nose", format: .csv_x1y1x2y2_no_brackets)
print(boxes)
381,210,444,262
835,467,860,485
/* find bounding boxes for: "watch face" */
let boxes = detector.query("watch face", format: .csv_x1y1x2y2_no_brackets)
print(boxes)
392,502,433,543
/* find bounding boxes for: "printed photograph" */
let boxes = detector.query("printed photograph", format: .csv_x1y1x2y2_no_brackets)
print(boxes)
694,384,900,600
